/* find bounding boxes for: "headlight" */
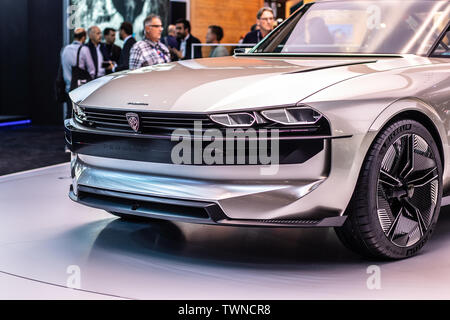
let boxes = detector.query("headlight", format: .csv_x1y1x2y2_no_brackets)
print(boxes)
209,112,256,127
261,106,322,125
72,101,86,122
209,105,324,128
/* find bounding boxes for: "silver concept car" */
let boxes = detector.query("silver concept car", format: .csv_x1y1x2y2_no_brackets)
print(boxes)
66,0,450,259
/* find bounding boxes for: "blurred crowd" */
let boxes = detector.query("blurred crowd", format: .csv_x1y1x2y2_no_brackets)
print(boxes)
59,6,276,104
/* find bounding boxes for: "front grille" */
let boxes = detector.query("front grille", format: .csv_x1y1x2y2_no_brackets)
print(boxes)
80,107,215,135
77,107,331,137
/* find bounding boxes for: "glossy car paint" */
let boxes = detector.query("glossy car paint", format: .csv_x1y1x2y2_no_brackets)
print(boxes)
67,53,450,224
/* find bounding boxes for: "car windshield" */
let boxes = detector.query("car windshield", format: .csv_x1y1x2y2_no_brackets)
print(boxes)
254,0,450,55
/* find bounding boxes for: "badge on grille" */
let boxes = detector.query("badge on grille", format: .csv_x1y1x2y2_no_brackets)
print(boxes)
126,113,140,133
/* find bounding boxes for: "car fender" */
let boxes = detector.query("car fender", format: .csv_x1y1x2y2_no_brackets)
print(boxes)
368,97,450,193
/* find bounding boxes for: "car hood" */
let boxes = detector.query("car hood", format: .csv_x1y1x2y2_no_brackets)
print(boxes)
71,55,434,113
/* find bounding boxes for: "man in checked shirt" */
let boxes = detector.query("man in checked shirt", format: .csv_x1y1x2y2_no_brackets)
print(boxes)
129,14,171,70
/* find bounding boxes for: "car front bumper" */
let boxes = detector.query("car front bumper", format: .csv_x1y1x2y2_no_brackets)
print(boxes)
65,118,364,227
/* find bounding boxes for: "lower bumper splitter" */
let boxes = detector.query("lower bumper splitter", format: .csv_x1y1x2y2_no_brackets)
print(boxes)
70,185,347,228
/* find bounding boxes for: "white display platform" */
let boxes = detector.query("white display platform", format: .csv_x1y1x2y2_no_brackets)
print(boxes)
1,163,450,299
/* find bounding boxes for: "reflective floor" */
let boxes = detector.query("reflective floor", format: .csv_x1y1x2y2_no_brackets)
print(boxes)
1,163,450,299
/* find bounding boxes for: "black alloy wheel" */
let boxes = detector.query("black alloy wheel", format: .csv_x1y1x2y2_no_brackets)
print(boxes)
335,119,443,259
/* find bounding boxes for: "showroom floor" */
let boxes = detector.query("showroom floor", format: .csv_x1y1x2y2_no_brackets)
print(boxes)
0,125,70,176
1,163,450,299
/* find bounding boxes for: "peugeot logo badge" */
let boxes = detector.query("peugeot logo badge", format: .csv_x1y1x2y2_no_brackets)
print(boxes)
126,113,140,133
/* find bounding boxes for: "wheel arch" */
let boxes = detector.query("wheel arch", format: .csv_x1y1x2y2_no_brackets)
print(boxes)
368,98,448,194
380,110,444,167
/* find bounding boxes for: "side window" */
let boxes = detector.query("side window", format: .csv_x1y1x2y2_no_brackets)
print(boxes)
432,28,450,57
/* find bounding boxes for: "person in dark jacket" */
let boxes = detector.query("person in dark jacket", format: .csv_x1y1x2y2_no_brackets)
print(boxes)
79,26,113,79
174,19,202,60
103,27,122,63
243,7,275,45
163,24,179,49
162,24,180,62
115,22,137,72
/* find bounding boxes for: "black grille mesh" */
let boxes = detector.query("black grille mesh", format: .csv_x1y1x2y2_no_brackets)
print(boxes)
80,107,214,135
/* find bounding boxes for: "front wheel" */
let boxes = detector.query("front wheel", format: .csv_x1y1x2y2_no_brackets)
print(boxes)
335,119,443,260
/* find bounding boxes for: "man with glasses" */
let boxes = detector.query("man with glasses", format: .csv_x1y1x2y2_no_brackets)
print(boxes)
243,7,275,44
129,14,171,70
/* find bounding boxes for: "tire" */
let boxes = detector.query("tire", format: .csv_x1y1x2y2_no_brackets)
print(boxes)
335,119,443,260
